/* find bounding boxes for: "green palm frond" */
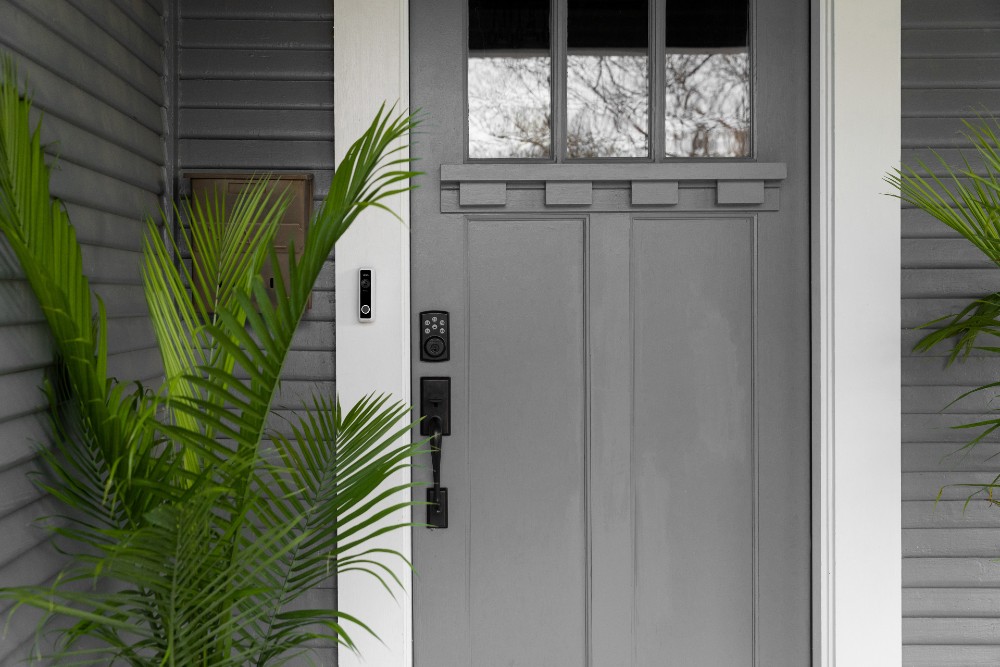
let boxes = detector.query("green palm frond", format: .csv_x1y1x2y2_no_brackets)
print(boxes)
0,51,423,666
888,116,1000,503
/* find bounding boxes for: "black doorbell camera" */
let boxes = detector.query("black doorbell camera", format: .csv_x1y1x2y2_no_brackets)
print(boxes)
359,268,373,321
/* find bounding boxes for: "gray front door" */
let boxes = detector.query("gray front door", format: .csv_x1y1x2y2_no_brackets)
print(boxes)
410,0,809,664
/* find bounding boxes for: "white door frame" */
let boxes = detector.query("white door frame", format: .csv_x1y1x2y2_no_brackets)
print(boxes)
334,1,902,664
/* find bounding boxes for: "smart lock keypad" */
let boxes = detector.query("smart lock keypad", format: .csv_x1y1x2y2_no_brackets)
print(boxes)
420,311,450,362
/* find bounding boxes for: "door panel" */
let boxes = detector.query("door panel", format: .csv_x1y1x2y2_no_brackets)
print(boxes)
633,218,754,664
467,219,587,664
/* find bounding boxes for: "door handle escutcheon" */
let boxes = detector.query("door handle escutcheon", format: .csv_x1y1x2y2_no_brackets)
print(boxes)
421,377,450,529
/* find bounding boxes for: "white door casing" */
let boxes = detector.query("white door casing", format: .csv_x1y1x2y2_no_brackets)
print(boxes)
334,0,901,664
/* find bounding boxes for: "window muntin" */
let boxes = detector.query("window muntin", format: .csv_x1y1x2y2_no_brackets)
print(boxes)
468,0,552,159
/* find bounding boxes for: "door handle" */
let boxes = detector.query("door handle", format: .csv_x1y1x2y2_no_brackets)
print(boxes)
421,377,450,529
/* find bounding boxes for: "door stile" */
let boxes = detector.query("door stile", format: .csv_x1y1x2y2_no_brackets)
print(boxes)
589,213,636,666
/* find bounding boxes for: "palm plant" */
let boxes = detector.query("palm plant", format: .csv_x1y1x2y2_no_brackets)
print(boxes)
0,54,421,665
886,117,1000,502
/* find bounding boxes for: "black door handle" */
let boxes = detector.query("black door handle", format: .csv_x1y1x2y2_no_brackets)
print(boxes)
421,377,450,529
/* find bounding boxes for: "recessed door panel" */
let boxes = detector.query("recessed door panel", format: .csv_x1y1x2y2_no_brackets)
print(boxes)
633,217,754,664
468,218,587,665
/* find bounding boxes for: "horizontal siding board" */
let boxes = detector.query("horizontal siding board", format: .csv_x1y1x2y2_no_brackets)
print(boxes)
903,0,1000,28
903,298,977,328
0,459,43,517
106,345,163,383
0,281,43,326
904,442,1000,472
180,79,334,109
904,501,1000,528
904,645,1000,666
904,58,1000,89
9,0,163,103
903,385,1000,413
0,5,162,132
903,29,1000,58
904,529,1000,557
903,472,1000,501
105,315,157,356
899,330,999,358
902,269,1000,299
92,284,154,319
905,588,1000,617
902,119,987,148
65,0,164,70
65,205,150,253
38,112,162,193
0,369,48,423
904,618,1000,644
904,557,1000,587
0,414,51,472
903,414,1000,443
0,500,56,569
179,49,333,80
0,324,52,374
180,19,332,50
50,160,160,221
80,245,143,285
178,0,334,20
905,358,1000,385
903,89,1000,117
903,238,995,269
901,148,988,176
178,109,334,140
179,139,334,170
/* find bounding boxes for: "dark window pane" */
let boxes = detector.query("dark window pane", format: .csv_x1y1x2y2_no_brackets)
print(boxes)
567,0,649,158
468,0,552,158
664,0,750,157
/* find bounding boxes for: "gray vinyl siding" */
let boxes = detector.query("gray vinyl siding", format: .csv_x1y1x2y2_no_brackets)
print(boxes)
176,2,337,664
902,1,1000,664
0,0,167,662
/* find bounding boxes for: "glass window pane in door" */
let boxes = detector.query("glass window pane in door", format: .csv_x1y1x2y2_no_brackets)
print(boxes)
468,0,552,158
664,0,750,157
567,0,649,159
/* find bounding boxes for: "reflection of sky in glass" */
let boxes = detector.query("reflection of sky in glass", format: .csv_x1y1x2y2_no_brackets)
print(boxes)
468,56,551,159
665,52,749,157
567,54,648,158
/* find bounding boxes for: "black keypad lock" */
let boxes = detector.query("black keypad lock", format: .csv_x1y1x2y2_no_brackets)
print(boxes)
419,311,450,362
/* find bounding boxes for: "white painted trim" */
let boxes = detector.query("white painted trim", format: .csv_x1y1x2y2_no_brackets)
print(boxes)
334,1,412,665
336,0,902,664
812,1,901,665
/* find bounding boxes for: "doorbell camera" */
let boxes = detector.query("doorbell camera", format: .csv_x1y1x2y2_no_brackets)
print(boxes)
359,268,373,322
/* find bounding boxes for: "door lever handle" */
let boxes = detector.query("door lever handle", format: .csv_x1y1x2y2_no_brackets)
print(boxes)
421,377,450,529
427,416,447,528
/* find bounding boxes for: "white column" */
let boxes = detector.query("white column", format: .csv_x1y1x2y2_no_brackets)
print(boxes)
813,0,901,664
335,1,412,665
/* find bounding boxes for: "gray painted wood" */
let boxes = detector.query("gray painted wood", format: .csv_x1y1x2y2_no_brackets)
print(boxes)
411,0,810,664
467,219,587,665
632,218,754,665
0,0,167,661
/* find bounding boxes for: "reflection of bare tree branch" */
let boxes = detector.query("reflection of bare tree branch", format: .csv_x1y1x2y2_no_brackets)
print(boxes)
469,51,750,159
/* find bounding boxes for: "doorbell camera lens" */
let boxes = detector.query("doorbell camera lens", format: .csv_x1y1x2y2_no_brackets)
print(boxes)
360,278,371,290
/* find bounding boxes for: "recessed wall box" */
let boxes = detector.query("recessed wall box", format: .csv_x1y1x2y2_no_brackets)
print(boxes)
186,173,313,311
